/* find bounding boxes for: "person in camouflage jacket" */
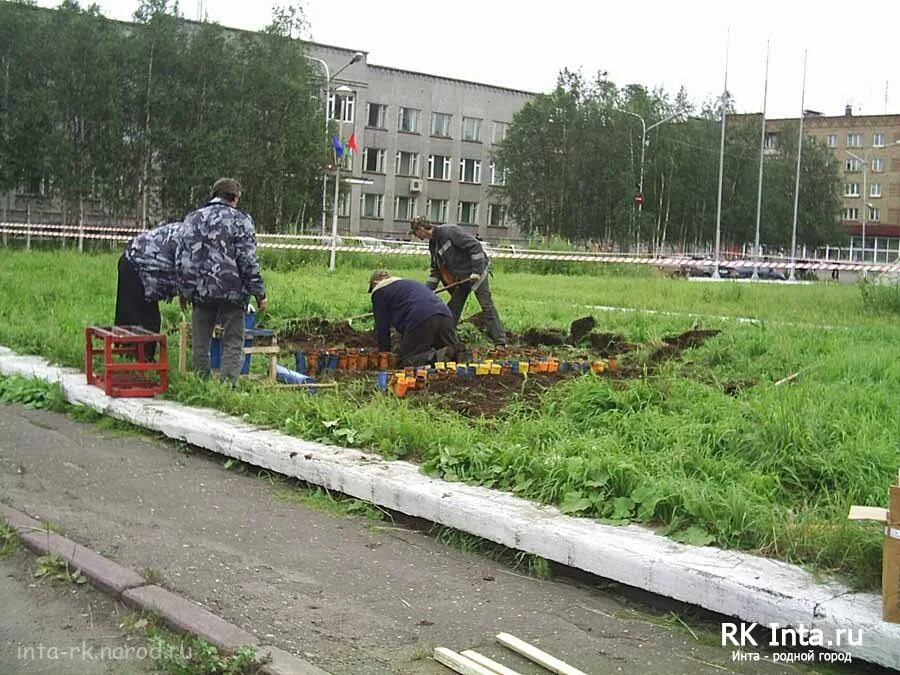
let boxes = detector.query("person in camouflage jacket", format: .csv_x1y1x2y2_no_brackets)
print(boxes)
175,178,268,383
114,221,180,360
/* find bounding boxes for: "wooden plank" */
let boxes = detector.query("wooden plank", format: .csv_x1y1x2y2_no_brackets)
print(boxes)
848,506,889,521
178,323,188,374
460,649,523,675
496,633,588,675
243,345,280,355
433,648,497,675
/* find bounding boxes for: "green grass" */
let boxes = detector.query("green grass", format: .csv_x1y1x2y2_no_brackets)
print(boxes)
0,248,896,590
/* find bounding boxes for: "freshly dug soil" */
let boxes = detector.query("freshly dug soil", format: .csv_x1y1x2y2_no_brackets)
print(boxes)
662,329,721,349
282,318,378,351
521,328,568,346
416,372,575,417
586,332,640,356
569,316,596,344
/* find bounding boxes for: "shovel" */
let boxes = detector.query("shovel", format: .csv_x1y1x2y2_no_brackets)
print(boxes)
288,279,473,329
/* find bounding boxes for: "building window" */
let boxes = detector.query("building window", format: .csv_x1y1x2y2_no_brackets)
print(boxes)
459,158,482,184
458,201,478,224
847,133,863,148
328,92,355,123
395,196,416,220
462,117,482,142
396,151,419,177
843,207,858,220
764,132,778,149
872,157,885,172
845,158,863,173
432,112,452,138
844,183,860,197
868,205,881,221
488,203,507,226
360,193,384,218
426,198,448,222
366,103,387,129
873,132,885,147
826,134,837,147
363,148,387,173
428,154,452,180
490,162,506,186
337,191,351,217
492,121,508,144
871,183,882,198
399,107,419,133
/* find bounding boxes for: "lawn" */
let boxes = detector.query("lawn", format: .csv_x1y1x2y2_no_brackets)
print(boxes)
0,246,896,589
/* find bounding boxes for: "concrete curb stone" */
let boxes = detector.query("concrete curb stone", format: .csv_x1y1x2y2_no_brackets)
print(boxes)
0,503,146,596
122,585,260,652
2,503,330,673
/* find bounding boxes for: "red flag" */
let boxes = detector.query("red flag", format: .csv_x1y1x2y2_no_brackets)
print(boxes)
346,133,359,154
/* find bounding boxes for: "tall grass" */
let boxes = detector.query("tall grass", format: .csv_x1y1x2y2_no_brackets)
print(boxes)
0,248,894,588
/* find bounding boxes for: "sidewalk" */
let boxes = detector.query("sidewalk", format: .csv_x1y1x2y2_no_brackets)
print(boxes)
0,403,842,674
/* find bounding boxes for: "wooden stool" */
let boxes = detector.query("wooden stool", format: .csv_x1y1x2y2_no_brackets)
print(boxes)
178,322,279,381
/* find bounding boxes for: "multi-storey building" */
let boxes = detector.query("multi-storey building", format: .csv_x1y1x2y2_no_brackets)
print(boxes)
763,107,900,262
307,42,534,241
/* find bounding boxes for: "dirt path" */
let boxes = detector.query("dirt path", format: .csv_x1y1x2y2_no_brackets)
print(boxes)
0,404,868,674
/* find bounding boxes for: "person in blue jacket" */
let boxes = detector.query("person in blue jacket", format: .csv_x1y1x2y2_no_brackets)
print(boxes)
368,270,467,366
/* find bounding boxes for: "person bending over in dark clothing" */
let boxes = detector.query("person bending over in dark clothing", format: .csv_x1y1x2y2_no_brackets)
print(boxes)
368,269,467,367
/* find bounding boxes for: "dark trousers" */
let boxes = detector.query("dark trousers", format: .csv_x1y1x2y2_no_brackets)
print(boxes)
446,274,506,344
114,254,160,360
191,302,245,384
396,314,459,367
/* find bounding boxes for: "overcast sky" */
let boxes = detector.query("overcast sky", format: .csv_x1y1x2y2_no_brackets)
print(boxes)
37,0,899,119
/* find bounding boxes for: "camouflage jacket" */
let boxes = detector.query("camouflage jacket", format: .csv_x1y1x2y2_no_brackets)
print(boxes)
124,222,179,301
175,198,266,305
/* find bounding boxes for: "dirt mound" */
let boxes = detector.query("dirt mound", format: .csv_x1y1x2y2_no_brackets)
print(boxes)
569,316,596,344
586,332,640,356
521,328,567,346
282,319,377,351
662,329,721,349
646,329,721,366
417,372,572,417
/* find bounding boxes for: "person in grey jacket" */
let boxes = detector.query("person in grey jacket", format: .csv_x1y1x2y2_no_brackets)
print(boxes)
114,221,180,360
175,178,267,383
410,217,505,345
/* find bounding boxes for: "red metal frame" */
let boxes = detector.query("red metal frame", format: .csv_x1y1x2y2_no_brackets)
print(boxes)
84,326,168,397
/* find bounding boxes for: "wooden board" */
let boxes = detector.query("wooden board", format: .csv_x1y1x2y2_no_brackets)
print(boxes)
460,649,522,675
433,647,498,675
496,633,588,675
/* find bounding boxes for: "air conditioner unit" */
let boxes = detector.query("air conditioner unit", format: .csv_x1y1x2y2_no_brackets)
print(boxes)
409,179,423,193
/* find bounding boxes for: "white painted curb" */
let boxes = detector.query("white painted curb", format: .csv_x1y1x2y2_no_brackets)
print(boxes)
1,346,897,669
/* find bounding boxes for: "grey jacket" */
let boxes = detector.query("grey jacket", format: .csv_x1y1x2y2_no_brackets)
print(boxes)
425,224,488,288
175,198,266,305
125,222,179,301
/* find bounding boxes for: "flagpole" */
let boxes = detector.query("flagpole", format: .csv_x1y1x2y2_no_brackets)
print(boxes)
788,50,807,282
330,146,341,273
713,29,729,279
752,39,770,280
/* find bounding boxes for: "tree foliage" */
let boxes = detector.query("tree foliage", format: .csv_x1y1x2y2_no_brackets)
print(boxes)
0,0,323,231
495,71,842,251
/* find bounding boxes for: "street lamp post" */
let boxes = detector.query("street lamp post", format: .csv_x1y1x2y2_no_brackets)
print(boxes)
622,110,682,249
304,52,363,236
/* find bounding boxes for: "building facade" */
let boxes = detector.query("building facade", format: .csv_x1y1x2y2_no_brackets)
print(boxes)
307,42,534,242
765,107,900,262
